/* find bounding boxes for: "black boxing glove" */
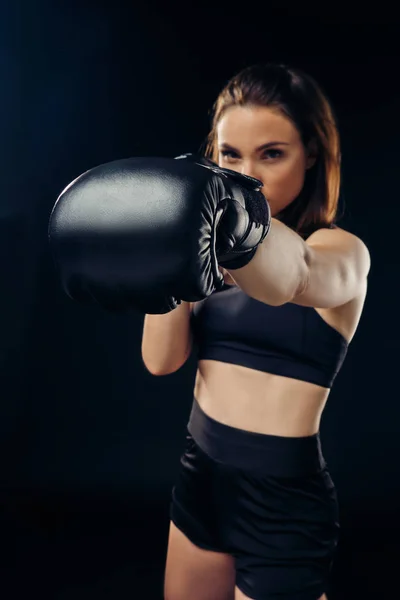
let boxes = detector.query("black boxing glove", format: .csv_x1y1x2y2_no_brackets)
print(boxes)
176,153,271,269
48,157,226,314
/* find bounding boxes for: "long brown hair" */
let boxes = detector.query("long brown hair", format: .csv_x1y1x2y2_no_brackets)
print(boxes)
203,63,342,239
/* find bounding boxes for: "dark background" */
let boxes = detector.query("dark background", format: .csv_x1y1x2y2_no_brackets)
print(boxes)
1,2,399,598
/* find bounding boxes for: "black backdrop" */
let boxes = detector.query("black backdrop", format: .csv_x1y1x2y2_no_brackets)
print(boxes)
1,2,399,598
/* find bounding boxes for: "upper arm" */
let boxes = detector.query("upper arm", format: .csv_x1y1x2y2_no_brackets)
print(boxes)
292,227,371,309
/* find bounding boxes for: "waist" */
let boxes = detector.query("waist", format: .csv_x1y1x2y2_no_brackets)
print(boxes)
195,359,329,437
188,397,326,478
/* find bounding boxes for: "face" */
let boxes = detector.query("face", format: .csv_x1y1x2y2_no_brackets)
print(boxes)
216,105,316,217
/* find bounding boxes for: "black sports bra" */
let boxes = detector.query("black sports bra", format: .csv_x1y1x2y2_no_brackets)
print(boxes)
190,284,348,389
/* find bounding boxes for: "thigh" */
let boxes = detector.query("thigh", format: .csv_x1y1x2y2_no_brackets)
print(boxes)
228,467,339,600
164,521,236,600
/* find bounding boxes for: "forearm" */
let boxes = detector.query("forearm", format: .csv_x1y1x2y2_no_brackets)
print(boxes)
141,301,193,374
226,218,310,305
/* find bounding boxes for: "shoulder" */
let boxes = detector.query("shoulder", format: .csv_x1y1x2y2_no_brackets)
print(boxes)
306,225,371,278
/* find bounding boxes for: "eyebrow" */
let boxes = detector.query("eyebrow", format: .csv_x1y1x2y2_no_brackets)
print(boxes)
218,141,289,152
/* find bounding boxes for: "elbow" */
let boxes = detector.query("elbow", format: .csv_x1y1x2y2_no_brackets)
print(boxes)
249,287,293,307
141,359,179,377
259,294,286,307
144,365,179,377
146,369,169,377
142,351,192,377
285,254,311,305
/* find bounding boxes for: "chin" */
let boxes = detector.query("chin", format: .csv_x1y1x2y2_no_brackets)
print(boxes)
268,203,285,218
270,208,280,218
272,199,296,219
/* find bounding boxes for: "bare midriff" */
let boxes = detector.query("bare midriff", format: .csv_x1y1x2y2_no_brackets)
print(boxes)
193,286,366,437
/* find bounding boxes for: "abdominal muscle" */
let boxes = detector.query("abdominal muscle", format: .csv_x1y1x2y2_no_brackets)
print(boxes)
193,361,330,437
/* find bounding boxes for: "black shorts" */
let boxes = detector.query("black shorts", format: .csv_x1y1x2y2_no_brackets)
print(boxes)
170,398,340,600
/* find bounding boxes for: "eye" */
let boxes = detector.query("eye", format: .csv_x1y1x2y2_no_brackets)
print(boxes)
220,150,239,160
220,149,283,161
263,149,283,160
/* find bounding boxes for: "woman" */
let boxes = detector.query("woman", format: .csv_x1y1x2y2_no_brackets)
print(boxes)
142,63,371,600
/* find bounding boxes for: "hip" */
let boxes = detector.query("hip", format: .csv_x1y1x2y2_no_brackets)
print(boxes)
188,395,328,479
175,399,340,545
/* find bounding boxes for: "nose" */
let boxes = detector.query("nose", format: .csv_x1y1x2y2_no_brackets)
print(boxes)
240,162,263,183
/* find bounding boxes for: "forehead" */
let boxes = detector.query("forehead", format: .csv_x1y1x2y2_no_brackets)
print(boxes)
216,105,299,146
